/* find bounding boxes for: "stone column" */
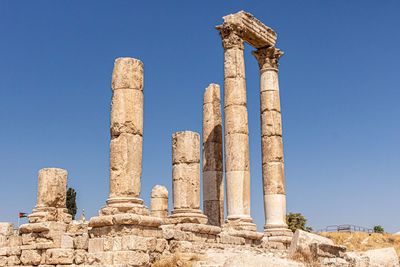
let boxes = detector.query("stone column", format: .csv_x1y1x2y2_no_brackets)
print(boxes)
151,185,168,219
217,25,254,229
105,57,146,213
170,131,207,224
202,84,224,226
29,168,71,223
253,47,291,239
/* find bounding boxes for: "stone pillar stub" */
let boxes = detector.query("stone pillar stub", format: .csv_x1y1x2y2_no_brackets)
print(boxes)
170,131,207,224
102,57,148,216
29,168,72,223
202,84,224,226
151,185,169,219
253,46,292,242
217,24,255,231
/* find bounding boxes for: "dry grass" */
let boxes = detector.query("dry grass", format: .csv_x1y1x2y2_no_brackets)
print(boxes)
320,232,400,257
290,250,319,267
151,253,202,267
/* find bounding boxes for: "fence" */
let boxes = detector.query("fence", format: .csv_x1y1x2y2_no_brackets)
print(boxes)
317,224,373,234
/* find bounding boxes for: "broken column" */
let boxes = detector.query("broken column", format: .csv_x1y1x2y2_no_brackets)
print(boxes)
151,185,169,219
170,131,207,224
253,47,292,243
202,84,224,226
28,168,71,223
102,57,148,215
216,23,255,229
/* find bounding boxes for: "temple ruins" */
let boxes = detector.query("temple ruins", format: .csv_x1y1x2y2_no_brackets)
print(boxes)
0,10,397,267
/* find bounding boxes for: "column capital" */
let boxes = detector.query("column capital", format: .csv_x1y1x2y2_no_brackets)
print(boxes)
216,24,245,50
252,46,284,71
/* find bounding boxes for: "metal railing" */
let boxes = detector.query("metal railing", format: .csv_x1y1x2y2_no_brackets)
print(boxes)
317,224,373,234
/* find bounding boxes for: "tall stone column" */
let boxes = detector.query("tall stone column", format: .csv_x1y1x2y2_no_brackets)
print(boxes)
202,84,224,226
170,131,207,224
28,168,72,223
253,47,292,240
217,25,255,229
104,57,146,214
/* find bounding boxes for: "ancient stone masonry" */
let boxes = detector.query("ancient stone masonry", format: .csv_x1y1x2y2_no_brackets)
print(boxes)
253,47,293,245
106,57,145,214
2,10,392,267
170,131,208,224
150,185,168,219
202,84,224,226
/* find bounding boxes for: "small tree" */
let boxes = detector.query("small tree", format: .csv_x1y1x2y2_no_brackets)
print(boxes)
287,212,313,233
66,187,77,220
373,225,384,234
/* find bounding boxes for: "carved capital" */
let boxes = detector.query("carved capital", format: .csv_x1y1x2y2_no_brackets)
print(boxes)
217,24,244,50
252,46,284,71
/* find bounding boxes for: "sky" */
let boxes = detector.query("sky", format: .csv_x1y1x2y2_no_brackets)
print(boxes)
0,1,399,233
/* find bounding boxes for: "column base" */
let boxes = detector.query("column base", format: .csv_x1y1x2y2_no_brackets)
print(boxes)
100,196,150,216
262,226,293,249
28,207,72,224
168,209,208,224
223,215,257,231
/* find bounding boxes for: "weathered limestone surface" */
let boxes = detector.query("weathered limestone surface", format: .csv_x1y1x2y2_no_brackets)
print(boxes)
253,47,292,242
202,84,224,226
151,185,169,219
170,131,207,224
217,19,254,230
345,247,400,267
217,11,277,48
289,230,335,257
28,168,72,224
108,57,144,203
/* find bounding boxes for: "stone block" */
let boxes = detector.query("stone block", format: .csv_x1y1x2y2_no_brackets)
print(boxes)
0,223,13,236
262,162,285,195
36,168,68,208
6,255,20,265
121,235,148,251
262,135,284,163
261,109,282,137
109,133,142,198
288,229,334,258
172,131,200,164
345,247,400,267
223,48,245,79
260,90,281,112
202,143,223,172
224,133,250,171
224,105,249,135
20,249,41,265
73,234,89,250
87,251,114,265
110,88,143,136
224,77,247,106
113,251,150,266
112,57,143,90
88,238,104,253
74,249,87,265
45,248,74,265
310,242,346,258
60,234,73,248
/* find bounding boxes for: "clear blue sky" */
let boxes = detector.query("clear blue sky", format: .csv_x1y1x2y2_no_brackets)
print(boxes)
0,1,399,233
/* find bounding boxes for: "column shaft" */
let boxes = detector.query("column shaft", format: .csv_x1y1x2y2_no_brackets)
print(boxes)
108,58,144,202
202,84,224,226
170,131,207,224
253,47,288,231
218,27,253,223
